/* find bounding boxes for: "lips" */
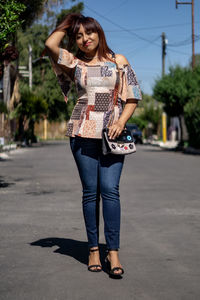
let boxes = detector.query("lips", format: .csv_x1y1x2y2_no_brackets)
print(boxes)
84,42,92,47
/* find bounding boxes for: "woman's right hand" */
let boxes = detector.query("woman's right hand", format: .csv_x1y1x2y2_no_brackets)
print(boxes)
45,31,66,62
45,13,82,61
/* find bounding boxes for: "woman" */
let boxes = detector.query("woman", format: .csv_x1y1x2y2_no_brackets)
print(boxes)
45,13,142,277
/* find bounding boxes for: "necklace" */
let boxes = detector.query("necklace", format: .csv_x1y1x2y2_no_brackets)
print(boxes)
83,55,99,60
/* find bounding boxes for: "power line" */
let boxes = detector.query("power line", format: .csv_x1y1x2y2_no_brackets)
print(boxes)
126,37,189,56
168,35,200,47
119,34,193,56
104,21,200,32
84,4,194,58
125,36,161,56
167,48,190,55
85,4,198,54
167,51,172,67
112,33,200,48
104,0,130,16
84,4,161,47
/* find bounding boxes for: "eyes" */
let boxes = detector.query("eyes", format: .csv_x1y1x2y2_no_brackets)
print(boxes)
76,30,93,40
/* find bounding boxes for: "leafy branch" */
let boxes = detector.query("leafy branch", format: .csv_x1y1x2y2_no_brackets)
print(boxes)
0,0,26,51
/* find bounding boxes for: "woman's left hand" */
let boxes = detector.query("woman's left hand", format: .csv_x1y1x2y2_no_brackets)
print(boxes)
108,121,125,139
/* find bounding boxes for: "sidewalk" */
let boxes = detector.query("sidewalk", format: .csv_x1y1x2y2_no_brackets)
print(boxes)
0,143,18,159
143,139,200,155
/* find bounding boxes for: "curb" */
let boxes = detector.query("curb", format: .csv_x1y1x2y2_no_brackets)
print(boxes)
183,147,200,155
0,152,11,160
0,144,18,161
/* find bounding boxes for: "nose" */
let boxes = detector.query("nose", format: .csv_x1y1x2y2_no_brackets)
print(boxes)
83,33,89,43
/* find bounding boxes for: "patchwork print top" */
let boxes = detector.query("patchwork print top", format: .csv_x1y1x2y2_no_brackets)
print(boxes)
52,48,142,139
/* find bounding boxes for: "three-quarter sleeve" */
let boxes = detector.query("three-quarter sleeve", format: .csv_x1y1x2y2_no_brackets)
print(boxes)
50,48,78,103
119,64,142,102
57,48,79,69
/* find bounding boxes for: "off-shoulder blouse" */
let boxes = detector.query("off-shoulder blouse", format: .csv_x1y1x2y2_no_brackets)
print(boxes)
51,48,142,139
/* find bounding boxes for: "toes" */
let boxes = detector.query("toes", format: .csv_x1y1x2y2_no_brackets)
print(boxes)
114,270,121,275
88,265,102,272
111,267,123,276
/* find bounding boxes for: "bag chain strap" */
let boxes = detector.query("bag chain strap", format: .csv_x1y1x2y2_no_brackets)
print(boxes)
107,54,121,128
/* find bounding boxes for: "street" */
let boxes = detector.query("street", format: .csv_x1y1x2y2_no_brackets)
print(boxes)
0,141,200,300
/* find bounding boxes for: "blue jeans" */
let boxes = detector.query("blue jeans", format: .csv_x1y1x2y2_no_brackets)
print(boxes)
70,137,124,250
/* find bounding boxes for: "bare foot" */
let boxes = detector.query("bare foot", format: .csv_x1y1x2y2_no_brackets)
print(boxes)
88,247,102,271
107,250,123,275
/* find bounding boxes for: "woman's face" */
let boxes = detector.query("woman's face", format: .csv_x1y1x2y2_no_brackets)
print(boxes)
76,24,99,55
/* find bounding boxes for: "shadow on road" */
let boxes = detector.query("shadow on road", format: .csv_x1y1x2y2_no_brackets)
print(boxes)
30,237,107,268
0,176,15,188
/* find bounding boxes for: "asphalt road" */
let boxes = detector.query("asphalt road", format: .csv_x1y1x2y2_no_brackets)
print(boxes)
0,141,200,300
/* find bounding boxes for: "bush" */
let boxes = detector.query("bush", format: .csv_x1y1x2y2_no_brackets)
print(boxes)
12,86,47,143
0,102,8,114
184,97,200,148
127,115,148,130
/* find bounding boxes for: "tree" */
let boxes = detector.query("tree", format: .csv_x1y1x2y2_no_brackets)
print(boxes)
127,115,148,131
0,0,26,53
153,66,188,144
0,0,71,55
190,53,200,68
12,85,48,143
153,65,200,146
128,94,162,138
184,97,200,148
1,0,80,142
140,94,162,136
153,66,189,116
16,2,84,123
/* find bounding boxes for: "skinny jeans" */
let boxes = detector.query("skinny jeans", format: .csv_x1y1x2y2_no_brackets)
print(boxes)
70,137,124,250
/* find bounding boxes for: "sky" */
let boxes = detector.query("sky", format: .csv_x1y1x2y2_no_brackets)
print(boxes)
61,0,200,95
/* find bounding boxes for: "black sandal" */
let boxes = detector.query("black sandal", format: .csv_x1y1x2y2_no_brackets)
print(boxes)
88,248,102,272
105,249,124,278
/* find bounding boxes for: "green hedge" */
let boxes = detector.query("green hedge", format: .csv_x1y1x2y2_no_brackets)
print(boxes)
127,116,148,130
184,97,200,149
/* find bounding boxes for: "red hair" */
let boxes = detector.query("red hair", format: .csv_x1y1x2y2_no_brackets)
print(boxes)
50,13,114,61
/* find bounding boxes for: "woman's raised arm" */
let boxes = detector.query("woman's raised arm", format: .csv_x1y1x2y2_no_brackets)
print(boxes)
45,31,66,62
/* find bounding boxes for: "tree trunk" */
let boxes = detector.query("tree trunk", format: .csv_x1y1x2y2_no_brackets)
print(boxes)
177,115,188,149
29,119,37,143
3,63,11,105
17,115,25,142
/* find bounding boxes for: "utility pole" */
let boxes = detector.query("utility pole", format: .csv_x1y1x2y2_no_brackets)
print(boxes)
161,33,168,143
28,44,32,89
162,32,167,76
176,0,195,69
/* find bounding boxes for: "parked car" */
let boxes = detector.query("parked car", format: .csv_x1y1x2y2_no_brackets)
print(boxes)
126,124,143,144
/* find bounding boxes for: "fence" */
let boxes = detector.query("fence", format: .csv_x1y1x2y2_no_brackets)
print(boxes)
34,120,68,140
